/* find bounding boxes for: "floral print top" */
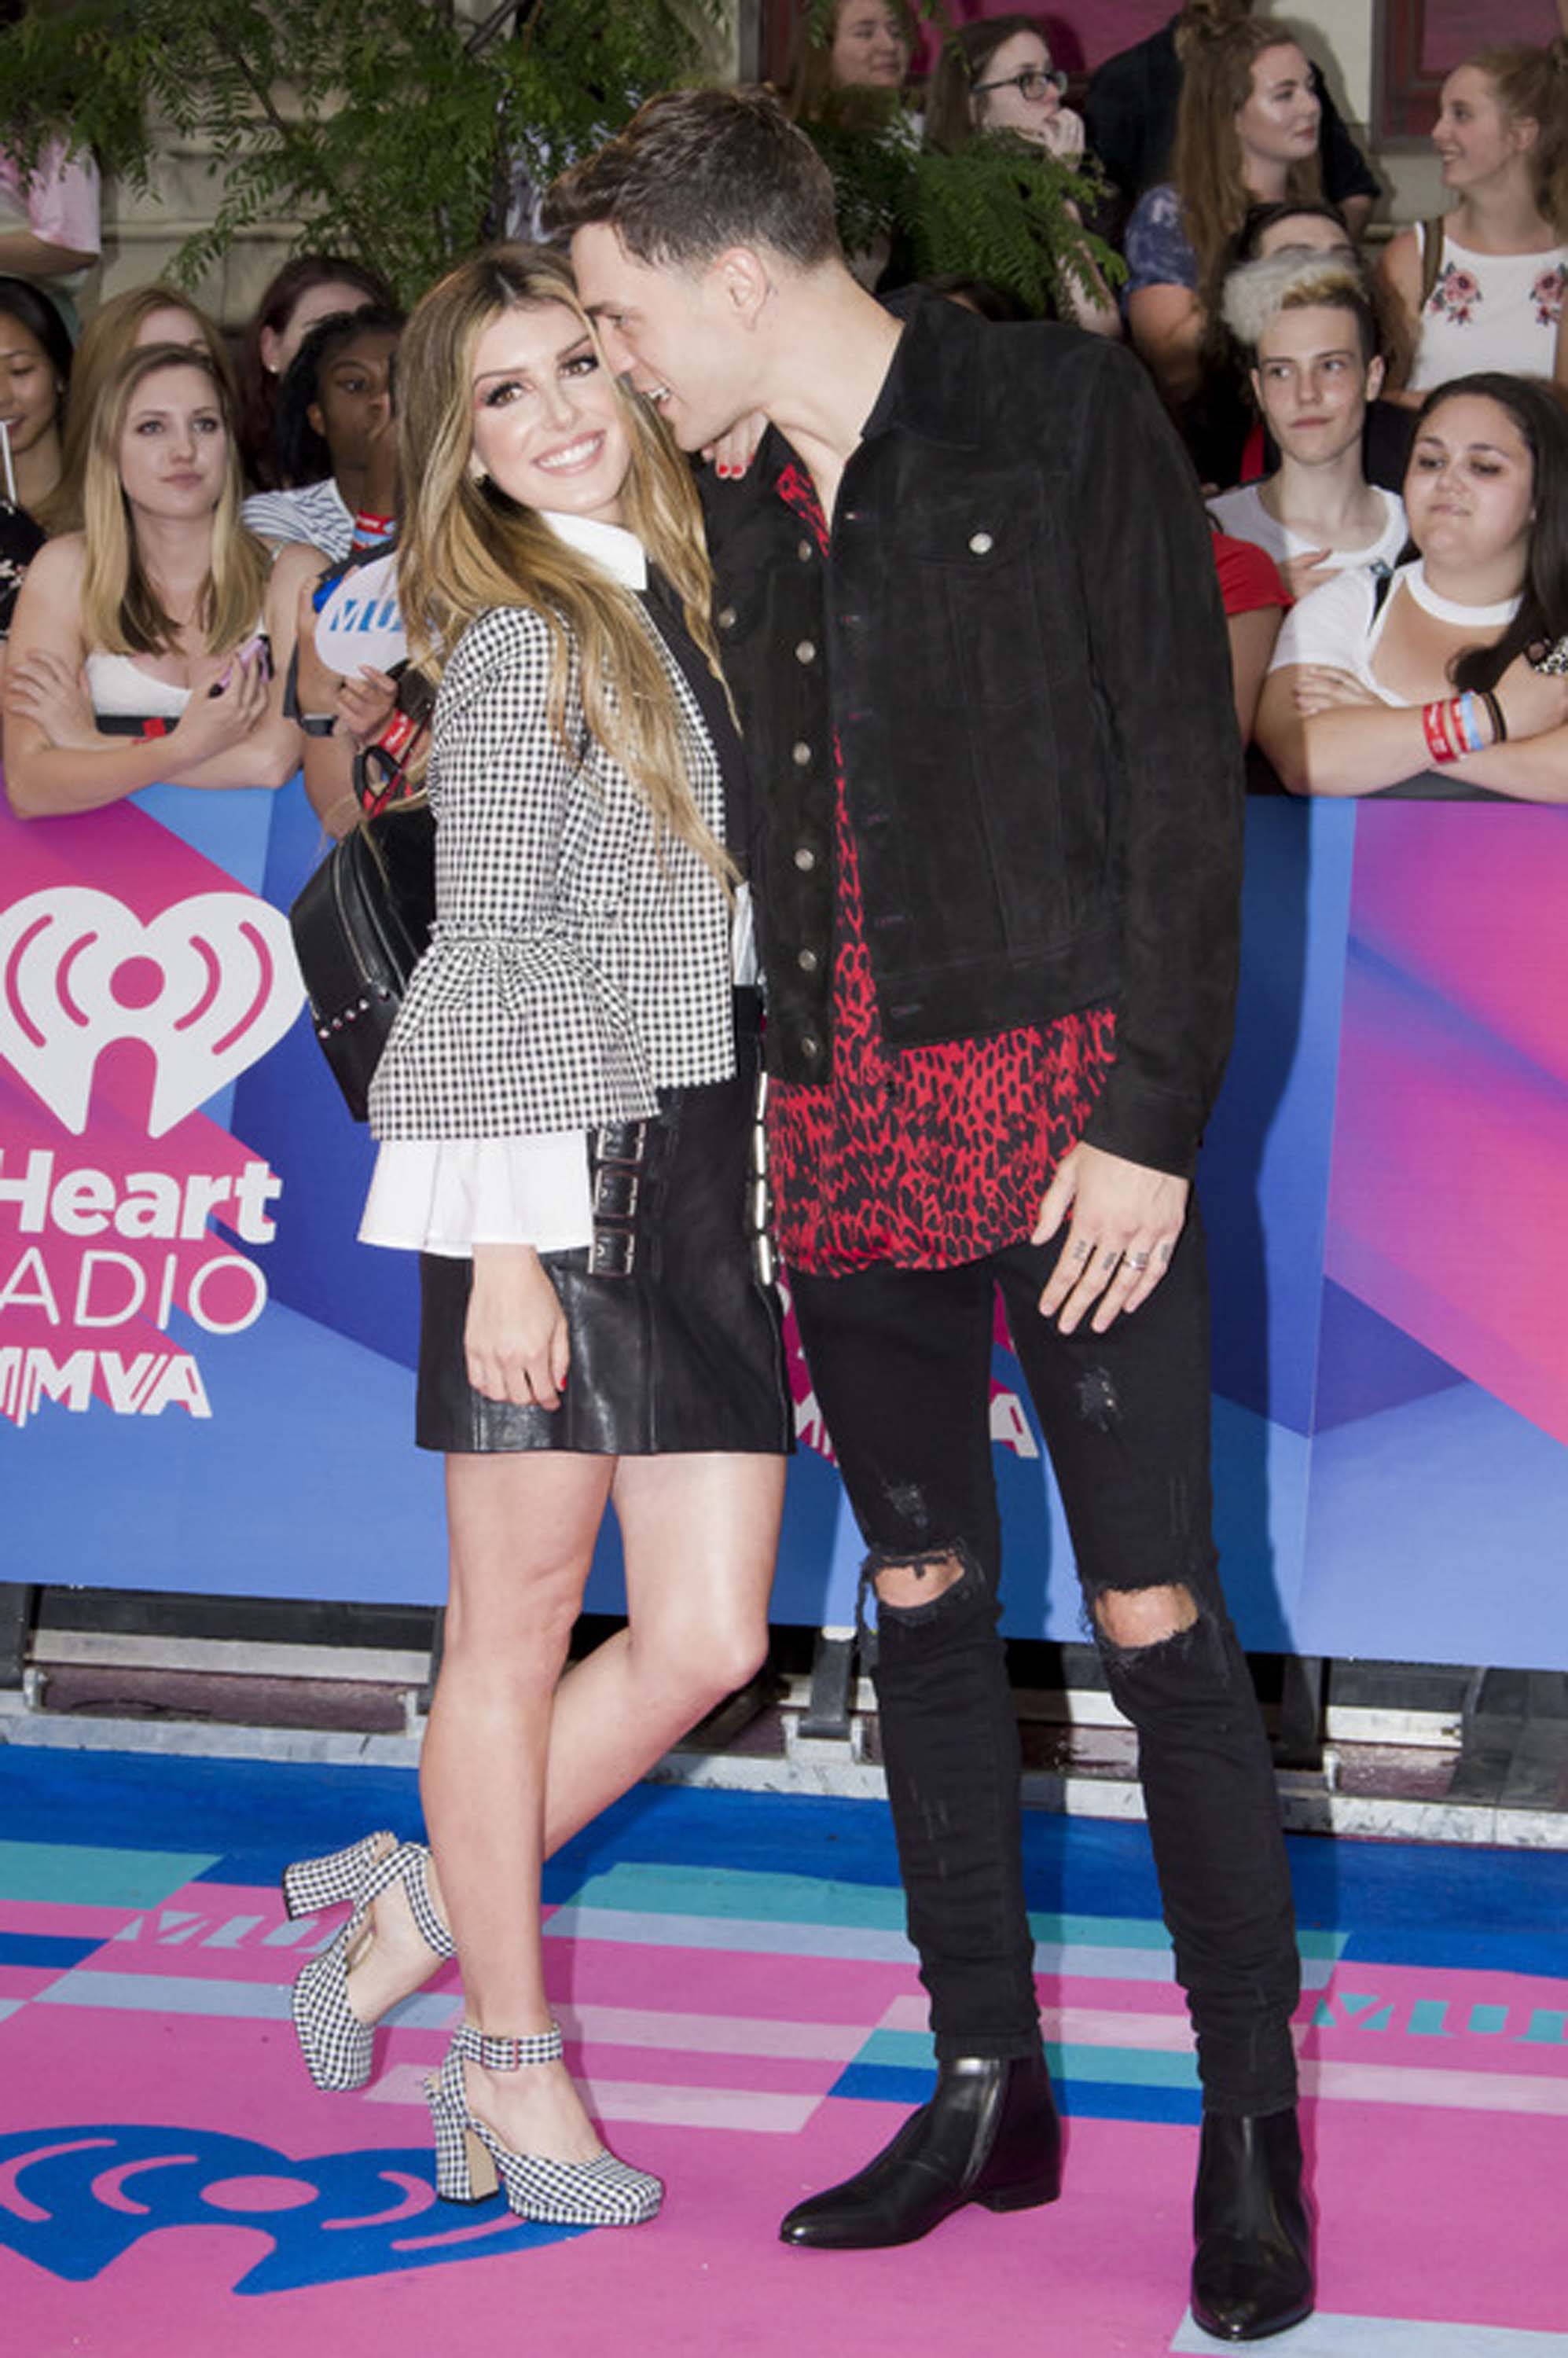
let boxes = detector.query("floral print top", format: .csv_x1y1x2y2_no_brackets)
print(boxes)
1408,233,1567,394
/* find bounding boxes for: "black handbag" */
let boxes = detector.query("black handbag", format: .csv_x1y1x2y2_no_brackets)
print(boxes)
288,800,435,1121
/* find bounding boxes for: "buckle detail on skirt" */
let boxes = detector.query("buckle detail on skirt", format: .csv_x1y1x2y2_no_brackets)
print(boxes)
589,1120,649,1279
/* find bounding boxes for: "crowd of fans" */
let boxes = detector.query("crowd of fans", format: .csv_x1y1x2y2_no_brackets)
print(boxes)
2,0,1566,812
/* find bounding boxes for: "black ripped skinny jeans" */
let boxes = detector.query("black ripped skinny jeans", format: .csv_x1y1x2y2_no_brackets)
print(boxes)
788,1211,1301,2117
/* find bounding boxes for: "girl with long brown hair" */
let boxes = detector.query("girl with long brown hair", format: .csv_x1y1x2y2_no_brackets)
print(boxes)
279,245,788,2228
1124,17,1321,465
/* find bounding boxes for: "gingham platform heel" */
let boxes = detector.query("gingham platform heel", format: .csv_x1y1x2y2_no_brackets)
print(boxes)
428,2023,663,2227
284,1833,455,2092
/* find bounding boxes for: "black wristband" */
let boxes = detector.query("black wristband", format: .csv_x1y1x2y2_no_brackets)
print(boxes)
1482,688,1507,744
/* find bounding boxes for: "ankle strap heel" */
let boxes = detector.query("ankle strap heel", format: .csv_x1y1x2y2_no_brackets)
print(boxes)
451,2022,564,2070
285,1836,454,2093
396,1847,457,1960
425,2029,662,2226
281,1831,394,1919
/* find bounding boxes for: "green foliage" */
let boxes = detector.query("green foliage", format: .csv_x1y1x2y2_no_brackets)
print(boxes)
788,4,1123,320
0,0,718,305
799,101,1123,322
0,0,1120,320
906,138,1125,320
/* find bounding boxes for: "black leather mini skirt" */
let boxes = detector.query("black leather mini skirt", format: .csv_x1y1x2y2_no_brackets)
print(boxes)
415,992,792,1457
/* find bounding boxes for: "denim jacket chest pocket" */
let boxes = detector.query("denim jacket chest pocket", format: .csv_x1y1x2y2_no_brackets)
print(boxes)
894,468,1069,713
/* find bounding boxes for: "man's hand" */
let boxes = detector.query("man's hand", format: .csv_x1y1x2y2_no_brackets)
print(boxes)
1033,1141,1189,1333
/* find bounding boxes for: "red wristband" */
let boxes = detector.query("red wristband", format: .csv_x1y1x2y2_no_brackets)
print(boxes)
1422,699,1460,766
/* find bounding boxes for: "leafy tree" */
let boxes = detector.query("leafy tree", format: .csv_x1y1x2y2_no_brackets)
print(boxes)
0,0,1116,320
0,0,720,305
806,94,1122,321
791,0,1123,323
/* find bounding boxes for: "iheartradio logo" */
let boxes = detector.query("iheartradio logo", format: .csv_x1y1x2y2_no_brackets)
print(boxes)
0,887,304,1137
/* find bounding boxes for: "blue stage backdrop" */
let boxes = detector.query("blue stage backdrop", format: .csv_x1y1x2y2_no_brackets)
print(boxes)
2,774,1565,1670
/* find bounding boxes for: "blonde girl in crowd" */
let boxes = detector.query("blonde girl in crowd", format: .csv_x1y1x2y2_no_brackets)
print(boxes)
4,342,305,813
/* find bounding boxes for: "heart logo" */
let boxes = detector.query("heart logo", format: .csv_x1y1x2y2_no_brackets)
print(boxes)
0,887,304,1137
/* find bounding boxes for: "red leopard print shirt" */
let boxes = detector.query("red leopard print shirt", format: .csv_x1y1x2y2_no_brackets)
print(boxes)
768,465,1116,1275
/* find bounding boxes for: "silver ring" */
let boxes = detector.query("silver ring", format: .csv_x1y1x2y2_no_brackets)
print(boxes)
1126,1251,1151,1273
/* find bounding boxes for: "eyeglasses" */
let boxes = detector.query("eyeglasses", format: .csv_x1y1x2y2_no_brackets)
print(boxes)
971,66,1067,101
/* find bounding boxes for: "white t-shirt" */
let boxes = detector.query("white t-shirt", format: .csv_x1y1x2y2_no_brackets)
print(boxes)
1268,558,1522,704
1206,481,1408,582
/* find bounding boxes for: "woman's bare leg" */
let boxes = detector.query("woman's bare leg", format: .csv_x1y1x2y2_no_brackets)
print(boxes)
347,1456,786,2040
419,1448,611,2163
541,1449,786,1840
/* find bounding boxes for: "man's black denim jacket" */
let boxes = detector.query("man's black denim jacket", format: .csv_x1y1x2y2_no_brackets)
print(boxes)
700,292,1245,1181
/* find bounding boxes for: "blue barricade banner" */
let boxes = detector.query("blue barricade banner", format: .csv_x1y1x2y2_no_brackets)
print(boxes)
2,776,1565,1669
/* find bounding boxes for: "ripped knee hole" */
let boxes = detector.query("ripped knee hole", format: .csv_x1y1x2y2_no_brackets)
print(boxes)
1092,1581,1199,1653
871,1548,969,1613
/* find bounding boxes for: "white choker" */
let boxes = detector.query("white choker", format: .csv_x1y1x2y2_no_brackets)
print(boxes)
1406,560,1522,630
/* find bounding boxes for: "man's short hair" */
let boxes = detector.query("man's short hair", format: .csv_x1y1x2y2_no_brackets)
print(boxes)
544,87,841,271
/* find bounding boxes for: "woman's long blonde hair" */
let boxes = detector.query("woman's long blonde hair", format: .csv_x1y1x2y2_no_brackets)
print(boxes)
80,343,269,659
397,244,733,880
37,282,235,538
1171,20,1321,292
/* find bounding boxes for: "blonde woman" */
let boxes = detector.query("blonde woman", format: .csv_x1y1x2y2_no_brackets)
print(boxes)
35,281,234,539
280,246,788,2228
3,343,305,815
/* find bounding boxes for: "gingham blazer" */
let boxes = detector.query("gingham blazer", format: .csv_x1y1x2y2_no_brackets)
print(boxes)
368,600,736,1142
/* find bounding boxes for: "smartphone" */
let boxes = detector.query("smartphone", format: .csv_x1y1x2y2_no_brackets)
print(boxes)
211,632,273,694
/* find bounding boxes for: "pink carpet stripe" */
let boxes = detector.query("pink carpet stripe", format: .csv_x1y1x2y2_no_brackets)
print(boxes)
1171,2312,1568,2354
544,1941,905,2022
363,2062,822,2134
0,1900,141,1941
883,1993,1195,2048
1299,2059,1568,2114
555,2003,865,2062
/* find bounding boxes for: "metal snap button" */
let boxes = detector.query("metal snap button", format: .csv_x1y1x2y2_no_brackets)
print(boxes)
791,740,812,766
969,531,994,555
796,538,814,561
794,846,816,871
717,604,737,629
795,640,817,663
797,947,819,972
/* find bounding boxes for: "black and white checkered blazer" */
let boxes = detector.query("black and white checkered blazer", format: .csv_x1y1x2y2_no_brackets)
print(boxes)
368,601,736,1142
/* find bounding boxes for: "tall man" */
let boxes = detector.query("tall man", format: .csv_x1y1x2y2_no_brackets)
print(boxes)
549,90,1311,2343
